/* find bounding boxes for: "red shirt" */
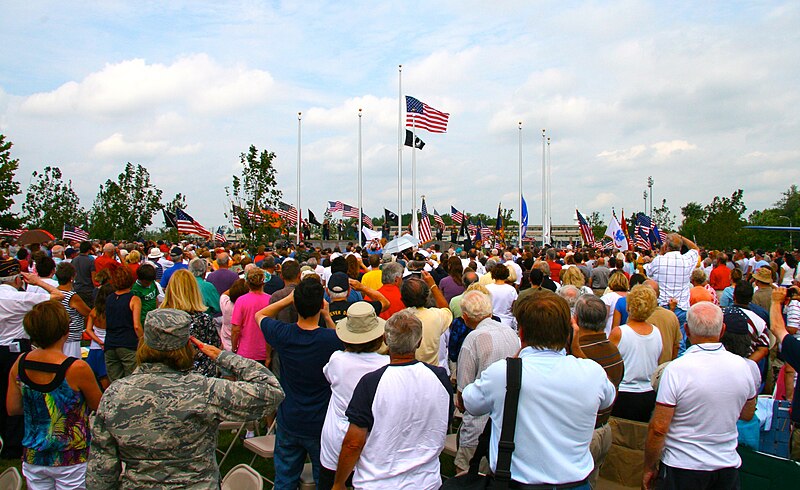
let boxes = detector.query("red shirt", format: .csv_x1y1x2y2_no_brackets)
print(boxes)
94,255,119,276
547,260,562,283
377,284,405,320
708,264,732,290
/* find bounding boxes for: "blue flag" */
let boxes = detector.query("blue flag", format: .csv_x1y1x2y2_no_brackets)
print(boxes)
521,195,528,241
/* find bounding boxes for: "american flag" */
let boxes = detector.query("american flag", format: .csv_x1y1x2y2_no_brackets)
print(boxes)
63,224,89,242
0,229,26,239
451,206,464,224
328,200,343,213
406,96,449,133
576,209,598,247
480,222,494,239
419,198,433,243
230,206,242,229
341,203,359,219
467,222,477,239
634,214,652,250
650,224,667,247
214,227,227,243
175,208,212,239
433,209,445,228
362,212,373,229
277,202,298,225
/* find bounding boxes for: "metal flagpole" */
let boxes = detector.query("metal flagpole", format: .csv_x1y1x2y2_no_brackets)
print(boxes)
296,112,302,244
541,129,546,246
398,65,403,236
411,119,418,239
546,136,552,246
518,122,523,246
358,108,363,247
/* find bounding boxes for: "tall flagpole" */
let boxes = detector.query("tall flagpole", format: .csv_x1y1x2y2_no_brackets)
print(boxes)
546,136,552,246
518,121,523,246
358,108,363,247
296,112,302,244
541,128,546,246
397,65,403,236
411,119,418,239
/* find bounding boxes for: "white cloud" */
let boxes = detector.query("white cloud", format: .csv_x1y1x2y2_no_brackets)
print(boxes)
91,133,168,160
588,192,619,209
651,140,697,158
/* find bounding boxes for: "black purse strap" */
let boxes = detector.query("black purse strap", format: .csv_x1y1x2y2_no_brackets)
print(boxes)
493,356,523,489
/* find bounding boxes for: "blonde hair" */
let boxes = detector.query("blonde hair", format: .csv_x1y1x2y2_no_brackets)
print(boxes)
126,250,141,264
626,284,658,321
608,271,630,292
466,282,491,297
561,266,586,288
160,269,206,313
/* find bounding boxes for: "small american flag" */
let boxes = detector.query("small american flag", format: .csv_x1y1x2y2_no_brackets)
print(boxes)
634,214,652,250
362,212,373,229
341,203,359,219
0,229,26,239
175,208,212,239
214,227,227,243
433,209,445,229
277,202,298,226
328,201,343,213
576,210,598,247
451,206,464,224
419,198,433,243
230,207,242,229
468,222,477,239
406,96,449,133
63,224,89,242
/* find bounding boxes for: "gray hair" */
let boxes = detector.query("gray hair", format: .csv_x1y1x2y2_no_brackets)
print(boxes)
328,290,348,300
484,258,498,271
381,262,404,284
574,294,607,332
557,285,580,309
503,251,513,261
188,258,207,277
306,257,318,267
691,268,707,285
385,309,423,355
687,302,724,338
216,253,230,267
461,290,493,322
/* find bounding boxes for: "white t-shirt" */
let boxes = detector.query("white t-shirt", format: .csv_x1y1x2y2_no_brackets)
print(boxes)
0,285,50,344
617,324,662,393
485,283,518,330
601,292,623,337
657,343,757,471
320,351,389,470
780,262,795,286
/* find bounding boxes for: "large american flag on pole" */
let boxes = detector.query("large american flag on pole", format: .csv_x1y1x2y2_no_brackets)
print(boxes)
175,208,212,239
327,201,343,213
576,209,598,247
214,227,228,243
406,96,449,133
419,197,433,243
277,202,298,226
63,224,89,242
362,212,373,229
451,206,464,224
341,203,359,219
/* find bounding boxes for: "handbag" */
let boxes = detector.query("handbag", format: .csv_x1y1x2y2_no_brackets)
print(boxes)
440,357,523,490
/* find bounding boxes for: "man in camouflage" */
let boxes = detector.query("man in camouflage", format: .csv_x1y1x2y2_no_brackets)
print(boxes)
87,309,284,489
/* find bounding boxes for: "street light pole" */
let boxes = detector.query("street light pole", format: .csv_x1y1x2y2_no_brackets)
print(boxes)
647,176,654,217
779,215,793,249
643,190,648,214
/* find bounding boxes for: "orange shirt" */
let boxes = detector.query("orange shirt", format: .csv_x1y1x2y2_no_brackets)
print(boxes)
689,285,715,305
377,284,405,320
708,265,731,290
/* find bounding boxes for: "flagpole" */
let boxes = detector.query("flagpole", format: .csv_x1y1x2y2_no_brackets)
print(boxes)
547,136,552,246
541,128,546,246
296,112,302,245
411,119,418,239
518,121,523,247
358,108,363,247
398,65,403,237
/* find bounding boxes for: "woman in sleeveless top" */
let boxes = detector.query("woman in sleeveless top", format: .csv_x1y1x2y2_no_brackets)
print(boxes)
7,300,102,489
104,266,142,382
85,283,115,390
609,284,663,422
54,262,91,359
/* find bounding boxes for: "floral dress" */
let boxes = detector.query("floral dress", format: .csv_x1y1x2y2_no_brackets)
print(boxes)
189,311,222,377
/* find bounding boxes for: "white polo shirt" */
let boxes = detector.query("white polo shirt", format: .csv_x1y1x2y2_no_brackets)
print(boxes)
0,284,50,344
656,343,757,471
462,347,616,485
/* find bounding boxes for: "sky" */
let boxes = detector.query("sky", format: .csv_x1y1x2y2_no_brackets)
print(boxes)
1,1,798,231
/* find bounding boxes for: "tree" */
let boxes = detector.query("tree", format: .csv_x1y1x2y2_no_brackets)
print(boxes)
164,192,187,212
678,201,706,242
22,166,87,234
652,199,675,232
0,134,22,229
228,145,282,248
587,211,605,241
88,163,163,239
701,190,747,249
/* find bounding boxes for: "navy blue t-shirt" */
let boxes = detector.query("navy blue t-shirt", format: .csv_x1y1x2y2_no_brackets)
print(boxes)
261,318,344,437
781,335,800,423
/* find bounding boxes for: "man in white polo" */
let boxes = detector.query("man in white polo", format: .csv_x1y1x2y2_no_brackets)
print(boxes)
643,301,758,489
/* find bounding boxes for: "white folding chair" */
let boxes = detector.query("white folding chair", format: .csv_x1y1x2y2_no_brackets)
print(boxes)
221,463,263,490
0,467,22,490
216,420,247,467
242,420,278,486
298,462,315,490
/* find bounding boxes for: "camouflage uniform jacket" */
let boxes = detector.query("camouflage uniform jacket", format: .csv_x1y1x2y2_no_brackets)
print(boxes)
87,351,284,489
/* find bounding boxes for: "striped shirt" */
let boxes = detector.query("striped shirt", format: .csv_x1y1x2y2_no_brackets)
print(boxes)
60,290,86,343
578,331,624,426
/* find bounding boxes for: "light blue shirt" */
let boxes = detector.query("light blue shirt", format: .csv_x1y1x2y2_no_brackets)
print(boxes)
462,346,616,485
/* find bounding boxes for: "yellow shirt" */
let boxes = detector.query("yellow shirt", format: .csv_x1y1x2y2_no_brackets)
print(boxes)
412,307,453,365
360,269,383,292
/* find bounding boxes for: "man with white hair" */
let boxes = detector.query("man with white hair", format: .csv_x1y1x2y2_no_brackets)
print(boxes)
643,302,757,489
557,285,581,313
454,290,520,474
188,258,220,315
504,251,523,287
50,244,65,265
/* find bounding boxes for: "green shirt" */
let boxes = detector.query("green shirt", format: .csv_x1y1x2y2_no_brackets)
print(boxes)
131,280,159,324
196,277,221,315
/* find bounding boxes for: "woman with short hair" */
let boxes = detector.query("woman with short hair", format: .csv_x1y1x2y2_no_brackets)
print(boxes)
104,266,143,382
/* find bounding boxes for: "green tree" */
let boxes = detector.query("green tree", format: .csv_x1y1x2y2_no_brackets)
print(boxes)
678,201,706,242
587,211,605,241
165,192,187,212
22,166,87,234
88,163,163,239
0,134,22,229
228,145,282,248
702,189,747,249
652,199,675,232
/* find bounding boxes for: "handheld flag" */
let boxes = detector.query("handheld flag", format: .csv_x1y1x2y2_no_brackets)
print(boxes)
419,198,433,243
521,196,528,241
175,209,211,239
63,224,89,242
163,209,178,229
433,209,445,229
576,210,598,247
451,206,464,225
384,208,399,226
604,214,629,251
495,203,504,231
308,210,321,226
214,227,227,243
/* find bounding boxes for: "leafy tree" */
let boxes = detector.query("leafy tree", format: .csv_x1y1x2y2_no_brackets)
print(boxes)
22,166,87,234
678,201,706,242
0,134,22,229
88,163,163,239
701,189,747,249
228,145,282,248
652,199,676,232
587,211,605,241
165,192,187,212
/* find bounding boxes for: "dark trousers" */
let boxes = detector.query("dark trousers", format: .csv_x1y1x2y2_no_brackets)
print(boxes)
611,390,656,423
656,464,739,490
317,466,353,490
0,340,31,458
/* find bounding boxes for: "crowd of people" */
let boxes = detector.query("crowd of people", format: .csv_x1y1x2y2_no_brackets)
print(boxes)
0,232,798,489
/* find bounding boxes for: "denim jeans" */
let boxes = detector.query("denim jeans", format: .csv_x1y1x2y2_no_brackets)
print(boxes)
674,308,687,356
273,424,321,490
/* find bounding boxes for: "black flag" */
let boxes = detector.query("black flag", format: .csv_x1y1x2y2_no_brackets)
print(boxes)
384,208,399,225
308,210,321,226
404,130,425,150
163,209,178,229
